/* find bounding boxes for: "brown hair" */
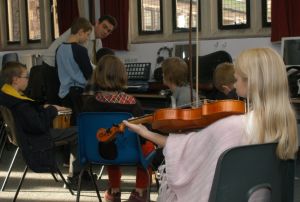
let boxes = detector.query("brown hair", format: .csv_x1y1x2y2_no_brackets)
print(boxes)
70,17,92,34
0,62,27,84
213,63,235,92
98,15,118,30
162,57,188,87
93,55,127,91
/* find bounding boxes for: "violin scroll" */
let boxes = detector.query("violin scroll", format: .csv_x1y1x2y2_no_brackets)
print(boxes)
96,123,126,142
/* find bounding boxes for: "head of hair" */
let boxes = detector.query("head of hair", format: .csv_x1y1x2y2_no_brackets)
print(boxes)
98,15,118,30
96,48,115,63
70,17,92,34
162,57,188,87
93,55,127,91
234,47,298,160
213,62,235,92
0,62,27,85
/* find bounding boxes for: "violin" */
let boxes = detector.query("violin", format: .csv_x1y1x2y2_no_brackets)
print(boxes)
96,99,246,142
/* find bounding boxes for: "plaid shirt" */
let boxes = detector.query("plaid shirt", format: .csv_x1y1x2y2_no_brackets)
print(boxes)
95,92,136,104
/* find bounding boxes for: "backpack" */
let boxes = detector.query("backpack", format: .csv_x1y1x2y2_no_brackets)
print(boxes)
286,66,300,98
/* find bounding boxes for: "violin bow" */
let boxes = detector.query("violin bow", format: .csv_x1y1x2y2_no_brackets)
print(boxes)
188,0,193,104
188,0,199,107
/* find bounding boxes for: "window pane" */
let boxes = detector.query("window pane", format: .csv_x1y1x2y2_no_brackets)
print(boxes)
139,0,162,32
174,0,197,29
51,0,60,39
262,0,271,27
6,0,20,42
26,0,41,41
221,0,248,26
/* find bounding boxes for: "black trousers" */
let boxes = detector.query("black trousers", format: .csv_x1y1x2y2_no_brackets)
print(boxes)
50,127,80,177
61,86,84,126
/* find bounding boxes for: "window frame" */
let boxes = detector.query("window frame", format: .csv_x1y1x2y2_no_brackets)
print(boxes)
172,0,201,33
50,0,55,41
262,0,271,27
217,0,251,30
0,0,56,51
5,0,21,44
137,0,164,35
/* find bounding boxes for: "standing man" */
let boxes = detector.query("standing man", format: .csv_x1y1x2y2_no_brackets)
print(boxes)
43,15,117,67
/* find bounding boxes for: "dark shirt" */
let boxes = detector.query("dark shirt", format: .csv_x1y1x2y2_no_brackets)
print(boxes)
206,88,238,100
0,91,58,171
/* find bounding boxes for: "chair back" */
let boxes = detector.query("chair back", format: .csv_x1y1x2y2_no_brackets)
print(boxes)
209,143,295,202
77,112,155,168
25,62,61,105
192,50,232,84
0,105,19,146
2,53,19,67
0,105,57,173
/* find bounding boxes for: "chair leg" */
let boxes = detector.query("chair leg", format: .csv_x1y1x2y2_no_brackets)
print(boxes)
89,165,101,202
0,134,7,160
13,165,28,202
56,169,74,195
97,165,105,180
1,147,19,191
155,172,160,191
145,168,151,202
51,172,59,182
76,165,88,202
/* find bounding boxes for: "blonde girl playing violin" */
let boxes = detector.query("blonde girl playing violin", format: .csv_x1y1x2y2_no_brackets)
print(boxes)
124,48,298,202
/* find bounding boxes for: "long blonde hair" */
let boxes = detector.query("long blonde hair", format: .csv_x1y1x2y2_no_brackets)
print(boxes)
234,48,298,160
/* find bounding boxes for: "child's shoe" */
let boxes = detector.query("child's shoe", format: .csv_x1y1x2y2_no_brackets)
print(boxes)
126,190,147,202
103,188,121,202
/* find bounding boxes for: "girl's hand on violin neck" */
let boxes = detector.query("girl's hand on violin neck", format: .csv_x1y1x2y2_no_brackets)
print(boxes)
123,120,167,147
123,120,148,137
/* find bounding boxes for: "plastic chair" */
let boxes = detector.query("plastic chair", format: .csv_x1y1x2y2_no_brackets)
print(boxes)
0,117,7,159
1,53,19,67
208,143,295,202
76,112,156,202
0,106,20,192
192,50,232,84
0,105,74,201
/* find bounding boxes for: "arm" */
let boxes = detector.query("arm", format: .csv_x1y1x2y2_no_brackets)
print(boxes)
123,120,167,147
15,102,57,134
73,44,93,80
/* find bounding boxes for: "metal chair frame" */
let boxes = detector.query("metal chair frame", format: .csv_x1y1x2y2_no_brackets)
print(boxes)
0,105,74,201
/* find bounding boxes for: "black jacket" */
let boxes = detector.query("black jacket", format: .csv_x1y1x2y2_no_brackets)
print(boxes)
0,91,58,172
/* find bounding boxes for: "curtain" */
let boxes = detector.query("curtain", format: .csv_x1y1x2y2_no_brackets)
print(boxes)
271,0,300,42
57,0,79,35
100,0,129,50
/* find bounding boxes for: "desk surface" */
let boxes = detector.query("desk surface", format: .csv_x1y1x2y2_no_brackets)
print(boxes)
291,98,300,104
130,93,167,99
130,93,170,113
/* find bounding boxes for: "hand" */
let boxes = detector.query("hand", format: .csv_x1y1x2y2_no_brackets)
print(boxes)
53,105,71,112
44,104,70,112
123,120,167,147
123,120,149,138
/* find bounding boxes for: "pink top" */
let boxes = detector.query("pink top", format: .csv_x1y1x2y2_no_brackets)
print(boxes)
159,115,248,202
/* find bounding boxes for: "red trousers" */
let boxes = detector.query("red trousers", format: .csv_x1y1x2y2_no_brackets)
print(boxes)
107,141,155,189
